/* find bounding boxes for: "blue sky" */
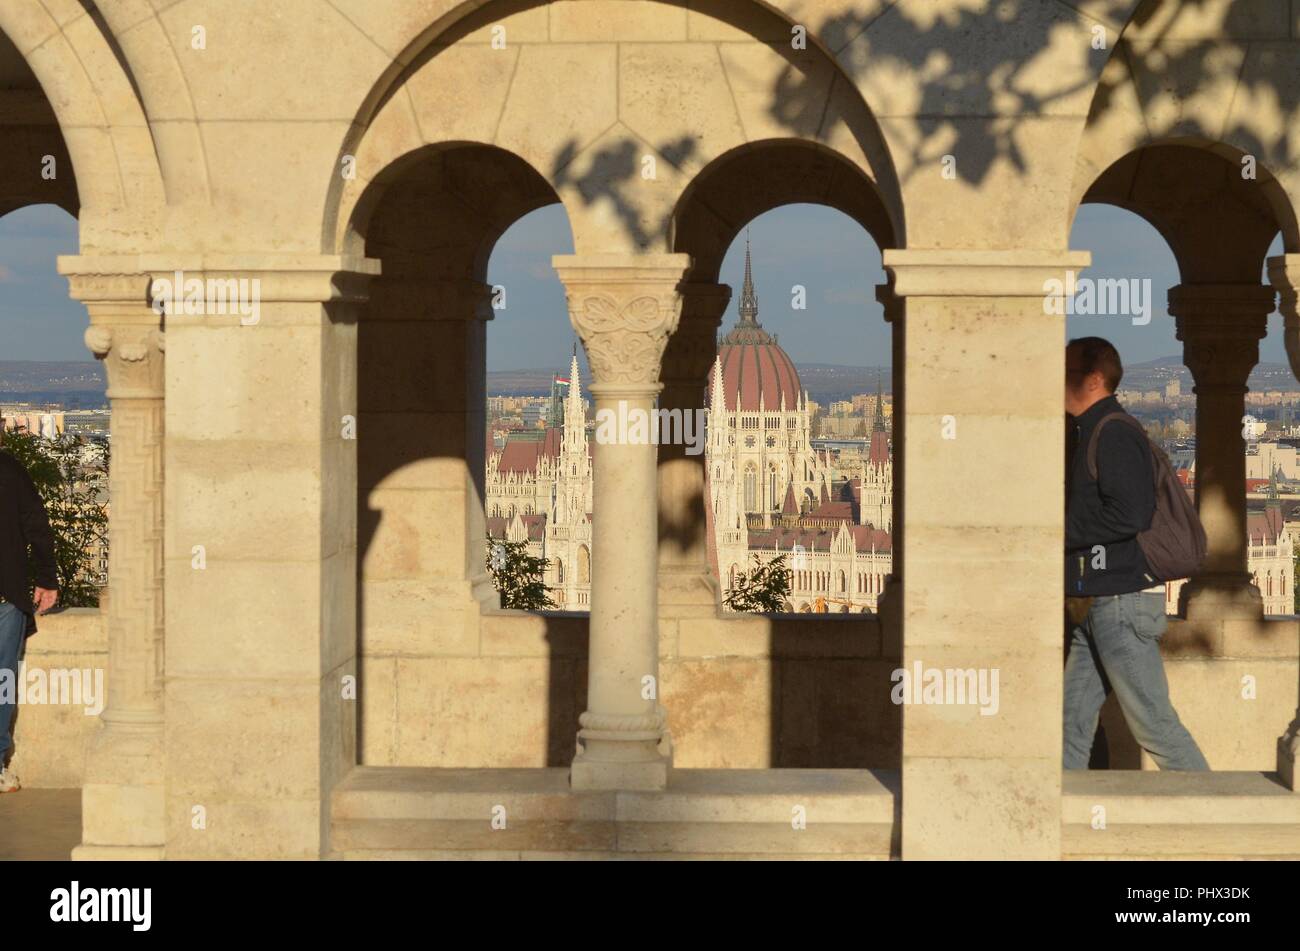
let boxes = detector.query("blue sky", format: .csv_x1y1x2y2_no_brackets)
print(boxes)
0,201,1288,371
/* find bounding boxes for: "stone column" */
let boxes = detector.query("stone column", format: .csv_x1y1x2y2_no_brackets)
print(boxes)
357,275,497,671
553,253,690,791
875,280,903,653
1267,255,1300,790
1170,284,1274,622
658,282,730,618
153,254,378,857
883,248,1089,860
58,260,166,860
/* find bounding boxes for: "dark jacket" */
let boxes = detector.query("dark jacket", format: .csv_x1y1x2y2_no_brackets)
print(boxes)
1065,395,1158,596
0,449,59,636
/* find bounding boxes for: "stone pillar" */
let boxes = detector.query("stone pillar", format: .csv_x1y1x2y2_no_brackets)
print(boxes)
883,248,1089,860
357,275,497,673
58,260,166,860
658,282,730,618
154,255,378,857
876,280,903,652
553,253,690,791
1267,255,1300,790
1170,284,1273,622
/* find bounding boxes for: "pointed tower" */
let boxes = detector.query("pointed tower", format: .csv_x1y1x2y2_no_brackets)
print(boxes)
739,232,759,325
872,372,886,434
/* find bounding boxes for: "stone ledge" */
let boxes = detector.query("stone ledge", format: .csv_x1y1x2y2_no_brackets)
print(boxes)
331,766,899,858
1062,770,1300,858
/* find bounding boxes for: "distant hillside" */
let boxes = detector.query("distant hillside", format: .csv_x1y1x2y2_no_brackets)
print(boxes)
0,361,107,408
488,363,893,404
1124,357,1299,392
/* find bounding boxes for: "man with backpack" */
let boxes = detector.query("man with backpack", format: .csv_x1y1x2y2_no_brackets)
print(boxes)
1063,336,1208,770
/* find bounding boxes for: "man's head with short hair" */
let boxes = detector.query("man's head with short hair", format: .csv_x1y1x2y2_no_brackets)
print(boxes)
1066,336,1122,417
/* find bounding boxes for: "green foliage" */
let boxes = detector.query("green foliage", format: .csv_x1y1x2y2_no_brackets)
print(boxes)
486,535,556,610
724,552,792,614
2,429,110,608
1294,541,1300,615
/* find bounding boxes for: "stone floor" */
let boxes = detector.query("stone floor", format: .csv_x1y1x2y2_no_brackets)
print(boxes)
0,788,79,860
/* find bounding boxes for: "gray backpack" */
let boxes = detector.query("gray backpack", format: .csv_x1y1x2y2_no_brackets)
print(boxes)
1086,412,1207,582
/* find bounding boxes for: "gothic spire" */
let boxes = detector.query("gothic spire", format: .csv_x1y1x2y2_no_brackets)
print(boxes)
739,230,759,325
872,372,886,434
719,231,775,346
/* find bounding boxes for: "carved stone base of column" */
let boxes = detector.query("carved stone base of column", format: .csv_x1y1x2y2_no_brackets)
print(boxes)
658,566,720,619
570,709,673,791
78,715,165,857
1179,574,1263,621
1280,714,1300,791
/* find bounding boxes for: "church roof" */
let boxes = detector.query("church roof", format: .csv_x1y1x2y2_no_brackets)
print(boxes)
808,500,853,520
745,523,892,554
485,514,547,542
496,427,563,474
1247,506,1285,545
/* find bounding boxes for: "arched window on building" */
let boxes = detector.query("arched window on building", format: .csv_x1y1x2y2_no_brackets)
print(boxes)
744,466,756,511
578,546,591,584
838,570,846,593
556,559,564,584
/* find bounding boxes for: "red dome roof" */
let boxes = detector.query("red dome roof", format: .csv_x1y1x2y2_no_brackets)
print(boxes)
715,337,802,413
709,235,802,413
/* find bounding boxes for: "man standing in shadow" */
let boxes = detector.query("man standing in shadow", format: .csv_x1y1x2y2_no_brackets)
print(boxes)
0,427,60,793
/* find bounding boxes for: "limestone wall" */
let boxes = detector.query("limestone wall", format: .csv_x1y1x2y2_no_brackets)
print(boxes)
17,607,1296,787
12,609,106,787
354,609,1295,773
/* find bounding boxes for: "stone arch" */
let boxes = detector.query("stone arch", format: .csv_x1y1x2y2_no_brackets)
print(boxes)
1071,0,1300,256
326,0,903,257
0,0,166,243
340,137,571,701
672,138,899,284
1073,142,1296,282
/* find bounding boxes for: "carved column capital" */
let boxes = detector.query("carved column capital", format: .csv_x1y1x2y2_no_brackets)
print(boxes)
1170,284,1273,389
57,260,165,399
552,254,691,389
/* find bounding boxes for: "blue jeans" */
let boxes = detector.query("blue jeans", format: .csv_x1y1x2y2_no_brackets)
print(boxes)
0,602,27,769
1063,590,1209,770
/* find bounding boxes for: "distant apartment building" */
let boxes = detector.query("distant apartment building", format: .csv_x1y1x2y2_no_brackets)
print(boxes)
1247,441,1300,481
1,409,65,438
